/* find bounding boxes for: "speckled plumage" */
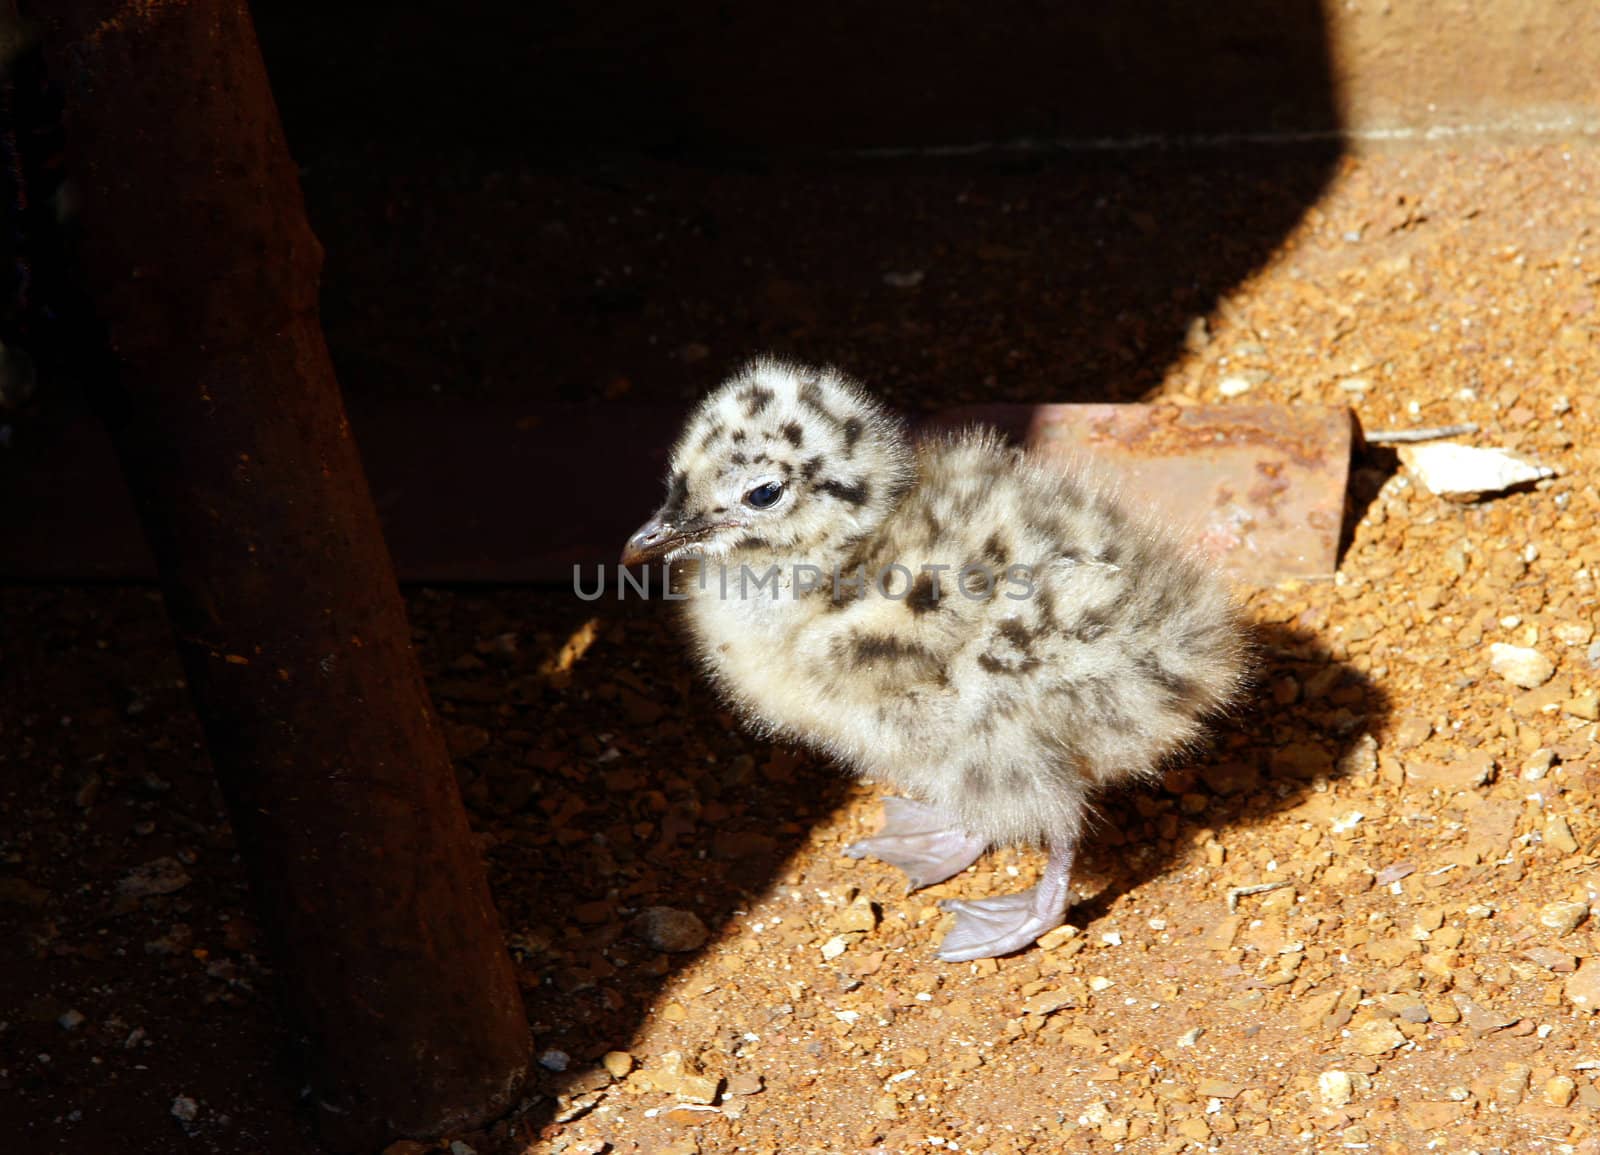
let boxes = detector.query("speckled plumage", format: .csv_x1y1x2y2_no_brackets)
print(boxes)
624,358,1250,959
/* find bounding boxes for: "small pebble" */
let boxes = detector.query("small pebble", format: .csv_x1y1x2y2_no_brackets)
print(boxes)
831,897,878,935
538,1048,571,1072
1037,924,1079,951
1551,620,1594,646
1318,1070,1354,1107
170,1096,199,1123
1393,715,1433,748
1488,642,1555,688
1563,959,1600,1011
118,857,192,898
1539,900,1589,935
1544,1075,1577,1108
1024,988,1078,1015
1565,691,1600,721
819,933,857,960
1545,816,1580,854
602,1050,635,1079
1521,748,1555,780
1345,1019,1406,1055
631,907,709,953
1496,1063,1532,1105
57,1009,85,1031
675,1074,722,1105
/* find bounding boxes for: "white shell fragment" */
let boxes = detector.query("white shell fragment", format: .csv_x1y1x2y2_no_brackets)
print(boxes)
1488,642,1556,689
1397,442,1556,502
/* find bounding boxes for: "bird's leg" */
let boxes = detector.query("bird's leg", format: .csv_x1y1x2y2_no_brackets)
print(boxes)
843,796,989,892
935,839,1077,962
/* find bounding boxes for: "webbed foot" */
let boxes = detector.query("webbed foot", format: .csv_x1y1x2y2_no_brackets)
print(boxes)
936,842,1077,962
843,797,987,892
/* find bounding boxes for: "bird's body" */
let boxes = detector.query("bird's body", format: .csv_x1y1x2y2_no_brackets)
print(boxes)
625,360,1249,960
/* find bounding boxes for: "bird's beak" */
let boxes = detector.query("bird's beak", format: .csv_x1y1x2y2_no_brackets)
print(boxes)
622,509,707,566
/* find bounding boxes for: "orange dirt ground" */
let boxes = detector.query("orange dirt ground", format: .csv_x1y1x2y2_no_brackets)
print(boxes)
3,139,1599,1154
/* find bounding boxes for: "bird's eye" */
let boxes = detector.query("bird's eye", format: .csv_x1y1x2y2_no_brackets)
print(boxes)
744,481,784,509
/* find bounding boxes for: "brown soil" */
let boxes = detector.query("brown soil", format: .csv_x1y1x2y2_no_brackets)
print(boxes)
4,139,1600,1154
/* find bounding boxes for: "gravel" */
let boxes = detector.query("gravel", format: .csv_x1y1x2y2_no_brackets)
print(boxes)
7,139,1600,1154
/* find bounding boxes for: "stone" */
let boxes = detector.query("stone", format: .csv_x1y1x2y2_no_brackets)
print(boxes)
1454,995,1520,1035
1393,716,1433,749
1037,924,1080,951
1023,988,1077,1016
1403,755,1495,791
1488,643,1556,689
602,1051,635,1079
831,897,878,934
1201,761,1260,795
819,933,860,960
651,1051,691,1095
1545,816,1580,854
0,877,49,906
1552,620,1594,646
1401,1100,1467,1130
1538,900,1589,934
631,907,709,953
118,857,191,898
1495,1063,1532,1105
1521,748,1556,780
1566,691,1600,721
675,1074,722,1105
1379,992,1430,1023
1318,1070,1354,1107
1271,742,1333,780
1337,733,1379,777
1345,1019,1406,1056
1545,1076,1578,1108
1563,958,1600,1011
1522,947,1578,972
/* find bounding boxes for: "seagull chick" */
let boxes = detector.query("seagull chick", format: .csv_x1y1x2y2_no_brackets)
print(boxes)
623,359,1250,961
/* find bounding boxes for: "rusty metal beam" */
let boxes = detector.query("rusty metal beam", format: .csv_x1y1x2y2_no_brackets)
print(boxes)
16,0,530,1146
1,399,1354,585
935,403,1353,580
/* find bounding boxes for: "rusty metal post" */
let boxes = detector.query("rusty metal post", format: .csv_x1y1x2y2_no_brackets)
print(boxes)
18,1,531,1147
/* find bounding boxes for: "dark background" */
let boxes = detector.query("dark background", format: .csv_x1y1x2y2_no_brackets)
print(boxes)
3,4,1359,1150
249,0,1341,410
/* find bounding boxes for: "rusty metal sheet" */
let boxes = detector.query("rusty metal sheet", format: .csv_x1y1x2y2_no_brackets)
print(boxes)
0,399,1348,584
932,403,1352,582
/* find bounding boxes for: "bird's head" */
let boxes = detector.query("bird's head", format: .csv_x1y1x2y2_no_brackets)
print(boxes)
623,358,915,567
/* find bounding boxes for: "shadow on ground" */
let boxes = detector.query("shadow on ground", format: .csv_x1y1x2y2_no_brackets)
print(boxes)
252,1,1344,411
249,1,1350,1148
0,2,1356,1151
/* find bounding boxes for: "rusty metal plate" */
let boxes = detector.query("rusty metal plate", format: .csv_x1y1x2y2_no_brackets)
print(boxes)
0,399,1348,584
932,403,1352,583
